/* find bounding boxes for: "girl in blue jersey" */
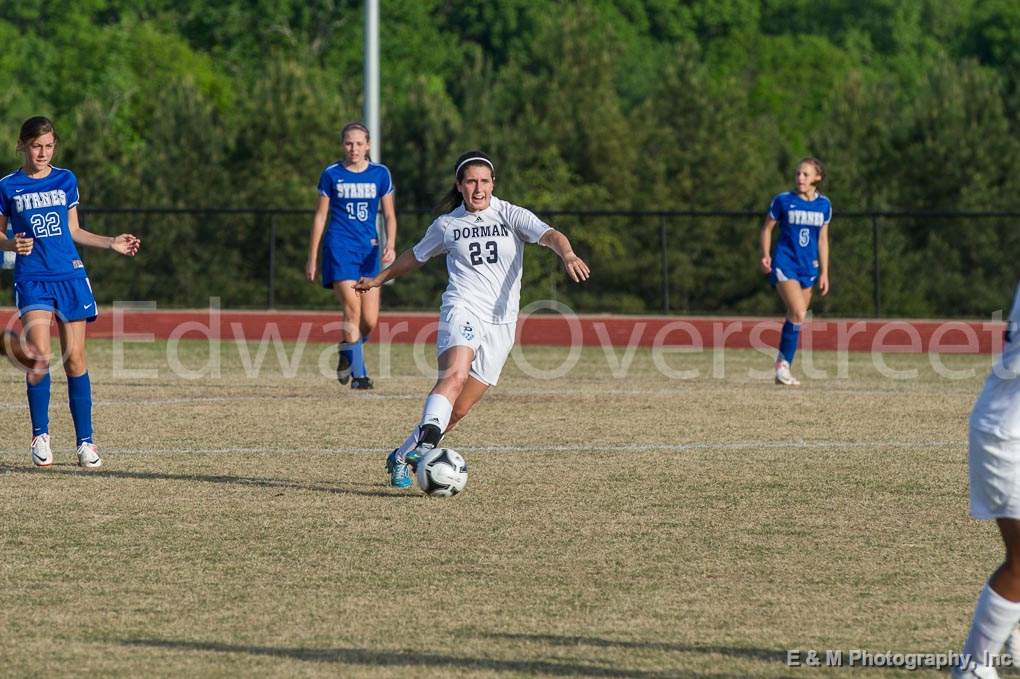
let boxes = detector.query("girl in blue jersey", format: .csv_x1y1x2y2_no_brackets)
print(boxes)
306,122,397,390
759,157,831,386
0,116,141,468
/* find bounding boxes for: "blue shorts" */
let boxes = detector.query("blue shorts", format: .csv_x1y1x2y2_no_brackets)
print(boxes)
14,277,98,323
769,260,817,289
321,244,379,288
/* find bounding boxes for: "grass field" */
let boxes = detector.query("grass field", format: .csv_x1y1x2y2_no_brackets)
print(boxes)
0,338,1007,677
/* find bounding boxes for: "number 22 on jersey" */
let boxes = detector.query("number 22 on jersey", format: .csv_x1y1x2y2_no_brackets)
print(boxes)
30,211,62,238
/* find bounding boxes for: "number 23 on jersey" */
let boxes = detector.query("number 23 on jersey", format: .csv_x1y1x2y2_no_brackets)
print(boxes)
468,241,498,265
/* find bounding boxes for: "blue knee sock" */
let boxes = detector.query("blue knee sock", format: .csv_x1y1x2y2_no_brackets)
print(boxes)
26,372,51,437
779,320,801,365
67,372,93,446
351,338,367,378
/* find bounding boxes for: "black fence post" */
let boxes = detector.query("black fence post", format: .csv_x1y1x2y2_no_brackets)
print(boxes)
659,215,669,314
871,213,881,318
267,213,277,309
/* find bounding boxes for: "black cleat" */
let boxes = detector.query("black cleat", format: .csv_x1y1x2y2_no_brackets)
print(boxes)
336,350,352,385
351,376,374,390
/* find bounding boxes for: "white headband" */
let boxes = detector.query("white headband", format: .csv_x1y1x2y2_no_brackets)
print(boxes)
455,156,494,177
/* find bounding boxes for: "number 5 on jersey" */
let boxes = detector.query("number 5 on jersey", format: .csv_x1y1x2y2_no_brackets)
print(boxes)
469,241,498,265
30,211,62,238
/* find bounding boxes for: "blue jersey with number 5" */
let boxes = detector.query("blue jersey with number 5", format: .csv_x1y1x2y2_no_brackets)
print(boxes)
768,191,832,274
317,162,393,252
0,167,86,282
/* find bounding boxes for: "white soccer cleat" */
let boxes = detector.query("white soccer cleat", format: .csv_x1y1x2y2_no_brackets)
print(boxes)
31,434,52,467
952,663,1000,679
76,442,102,469
775,359,800,386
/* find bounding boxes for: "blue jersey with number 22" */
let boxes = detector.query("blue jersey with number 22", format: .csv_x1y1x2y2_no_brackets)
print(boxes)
0,167,86,282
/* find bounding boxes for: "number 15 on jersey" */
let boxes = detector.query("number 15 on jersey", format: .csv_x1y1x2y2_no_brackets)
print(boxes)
345,202,369,222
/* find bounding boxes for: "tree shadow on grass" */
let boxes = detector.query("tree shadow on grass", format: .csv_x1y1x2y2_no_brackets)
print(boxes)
0,462,409,498
118,638,705,678
474,632,789,664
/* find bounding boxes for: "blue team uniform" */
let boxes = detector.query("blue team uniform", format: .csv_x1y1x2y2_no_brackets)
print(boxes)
767,191,832,289
317,161,393,288
0,167,96,322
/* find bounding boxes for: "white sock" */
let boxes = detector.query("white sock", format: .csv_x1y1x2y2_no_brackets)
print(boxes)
961,582,1020,668
394,394,454,461
420,393,453,434
395,430,419,460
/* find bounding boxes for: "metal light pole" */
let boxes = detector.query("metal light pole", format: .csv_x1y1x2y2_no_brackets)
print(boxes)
364,0,379,160
364,0,389,259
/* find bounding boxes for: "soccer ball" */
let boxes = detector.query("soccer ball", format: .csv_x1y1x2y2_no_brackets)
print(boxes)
416,448,468,497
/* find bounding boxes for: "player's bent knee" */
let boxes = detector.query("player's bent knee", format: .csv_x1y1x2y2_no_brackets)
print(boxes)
788,310,808,324
437,370,470,393
63,354,87,376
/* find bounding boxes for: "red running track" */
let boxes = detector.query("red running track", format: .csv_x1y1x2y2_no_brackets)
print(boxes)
0,307,1006,354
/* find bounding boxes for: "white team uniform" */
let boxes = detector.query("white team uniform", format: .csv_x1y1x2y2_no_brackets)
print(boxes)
970,282,1020,519
412,196,552,385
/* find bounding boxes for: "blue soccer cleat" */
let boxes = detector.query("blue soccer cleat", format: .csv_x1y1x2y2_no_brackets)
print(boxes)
404,446,428,473
385,449,412,489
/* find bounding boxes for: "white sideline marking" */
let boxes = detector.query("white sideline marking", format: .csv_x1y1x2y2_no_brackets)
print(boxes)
0,439,959,456
0,381,977,412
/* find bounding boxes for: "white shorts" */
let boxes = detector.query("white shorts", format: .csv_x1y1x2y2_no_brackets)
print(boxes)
436,306,515,386
969,427,1020,519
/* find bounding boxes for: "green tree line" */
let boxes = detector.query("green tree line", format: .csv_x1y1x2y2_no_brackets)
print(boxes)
2,0,1019,317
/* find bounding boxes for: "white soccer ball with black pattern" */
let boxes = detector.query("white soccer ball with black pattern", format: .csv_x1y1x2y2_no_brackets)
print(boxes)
416,448,468,497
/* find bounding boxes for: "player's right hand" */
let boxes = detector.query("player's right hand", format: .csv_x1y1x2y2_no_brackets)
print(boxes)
14,234,33,255
305,260,316,282
759,256,771,274
354,276,377,294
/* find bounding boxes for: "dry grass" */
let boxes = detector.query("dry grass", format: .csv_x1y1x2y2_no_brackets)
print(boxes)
0,338,1004,677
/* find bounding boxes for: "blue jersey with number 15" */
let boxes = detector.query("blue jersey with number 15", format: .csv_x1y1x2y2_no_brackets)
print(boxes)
768,191,832,274
317,161,394,251
0,167,86,282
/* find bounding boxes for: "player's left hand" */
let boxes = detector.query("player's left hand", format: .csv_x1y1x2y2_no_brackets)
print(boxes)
819,273,830,296
112,234,141,256
382,246,396,265
563,254,590,283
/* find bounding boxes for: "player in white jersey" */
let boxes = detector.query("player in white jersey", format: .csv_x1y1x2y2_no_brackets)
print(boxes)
354,150,590,488
953,284,1020,678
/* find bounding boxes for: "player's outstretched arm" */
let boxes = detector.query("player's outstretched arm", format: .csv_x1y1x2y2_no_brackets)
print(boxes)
355,249,424,293
67,207,140,255
539,229,590,283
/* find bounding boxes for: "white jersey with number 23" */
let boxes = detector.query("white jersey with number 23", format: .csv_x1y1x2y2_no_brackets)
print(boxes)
412,196,552,324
